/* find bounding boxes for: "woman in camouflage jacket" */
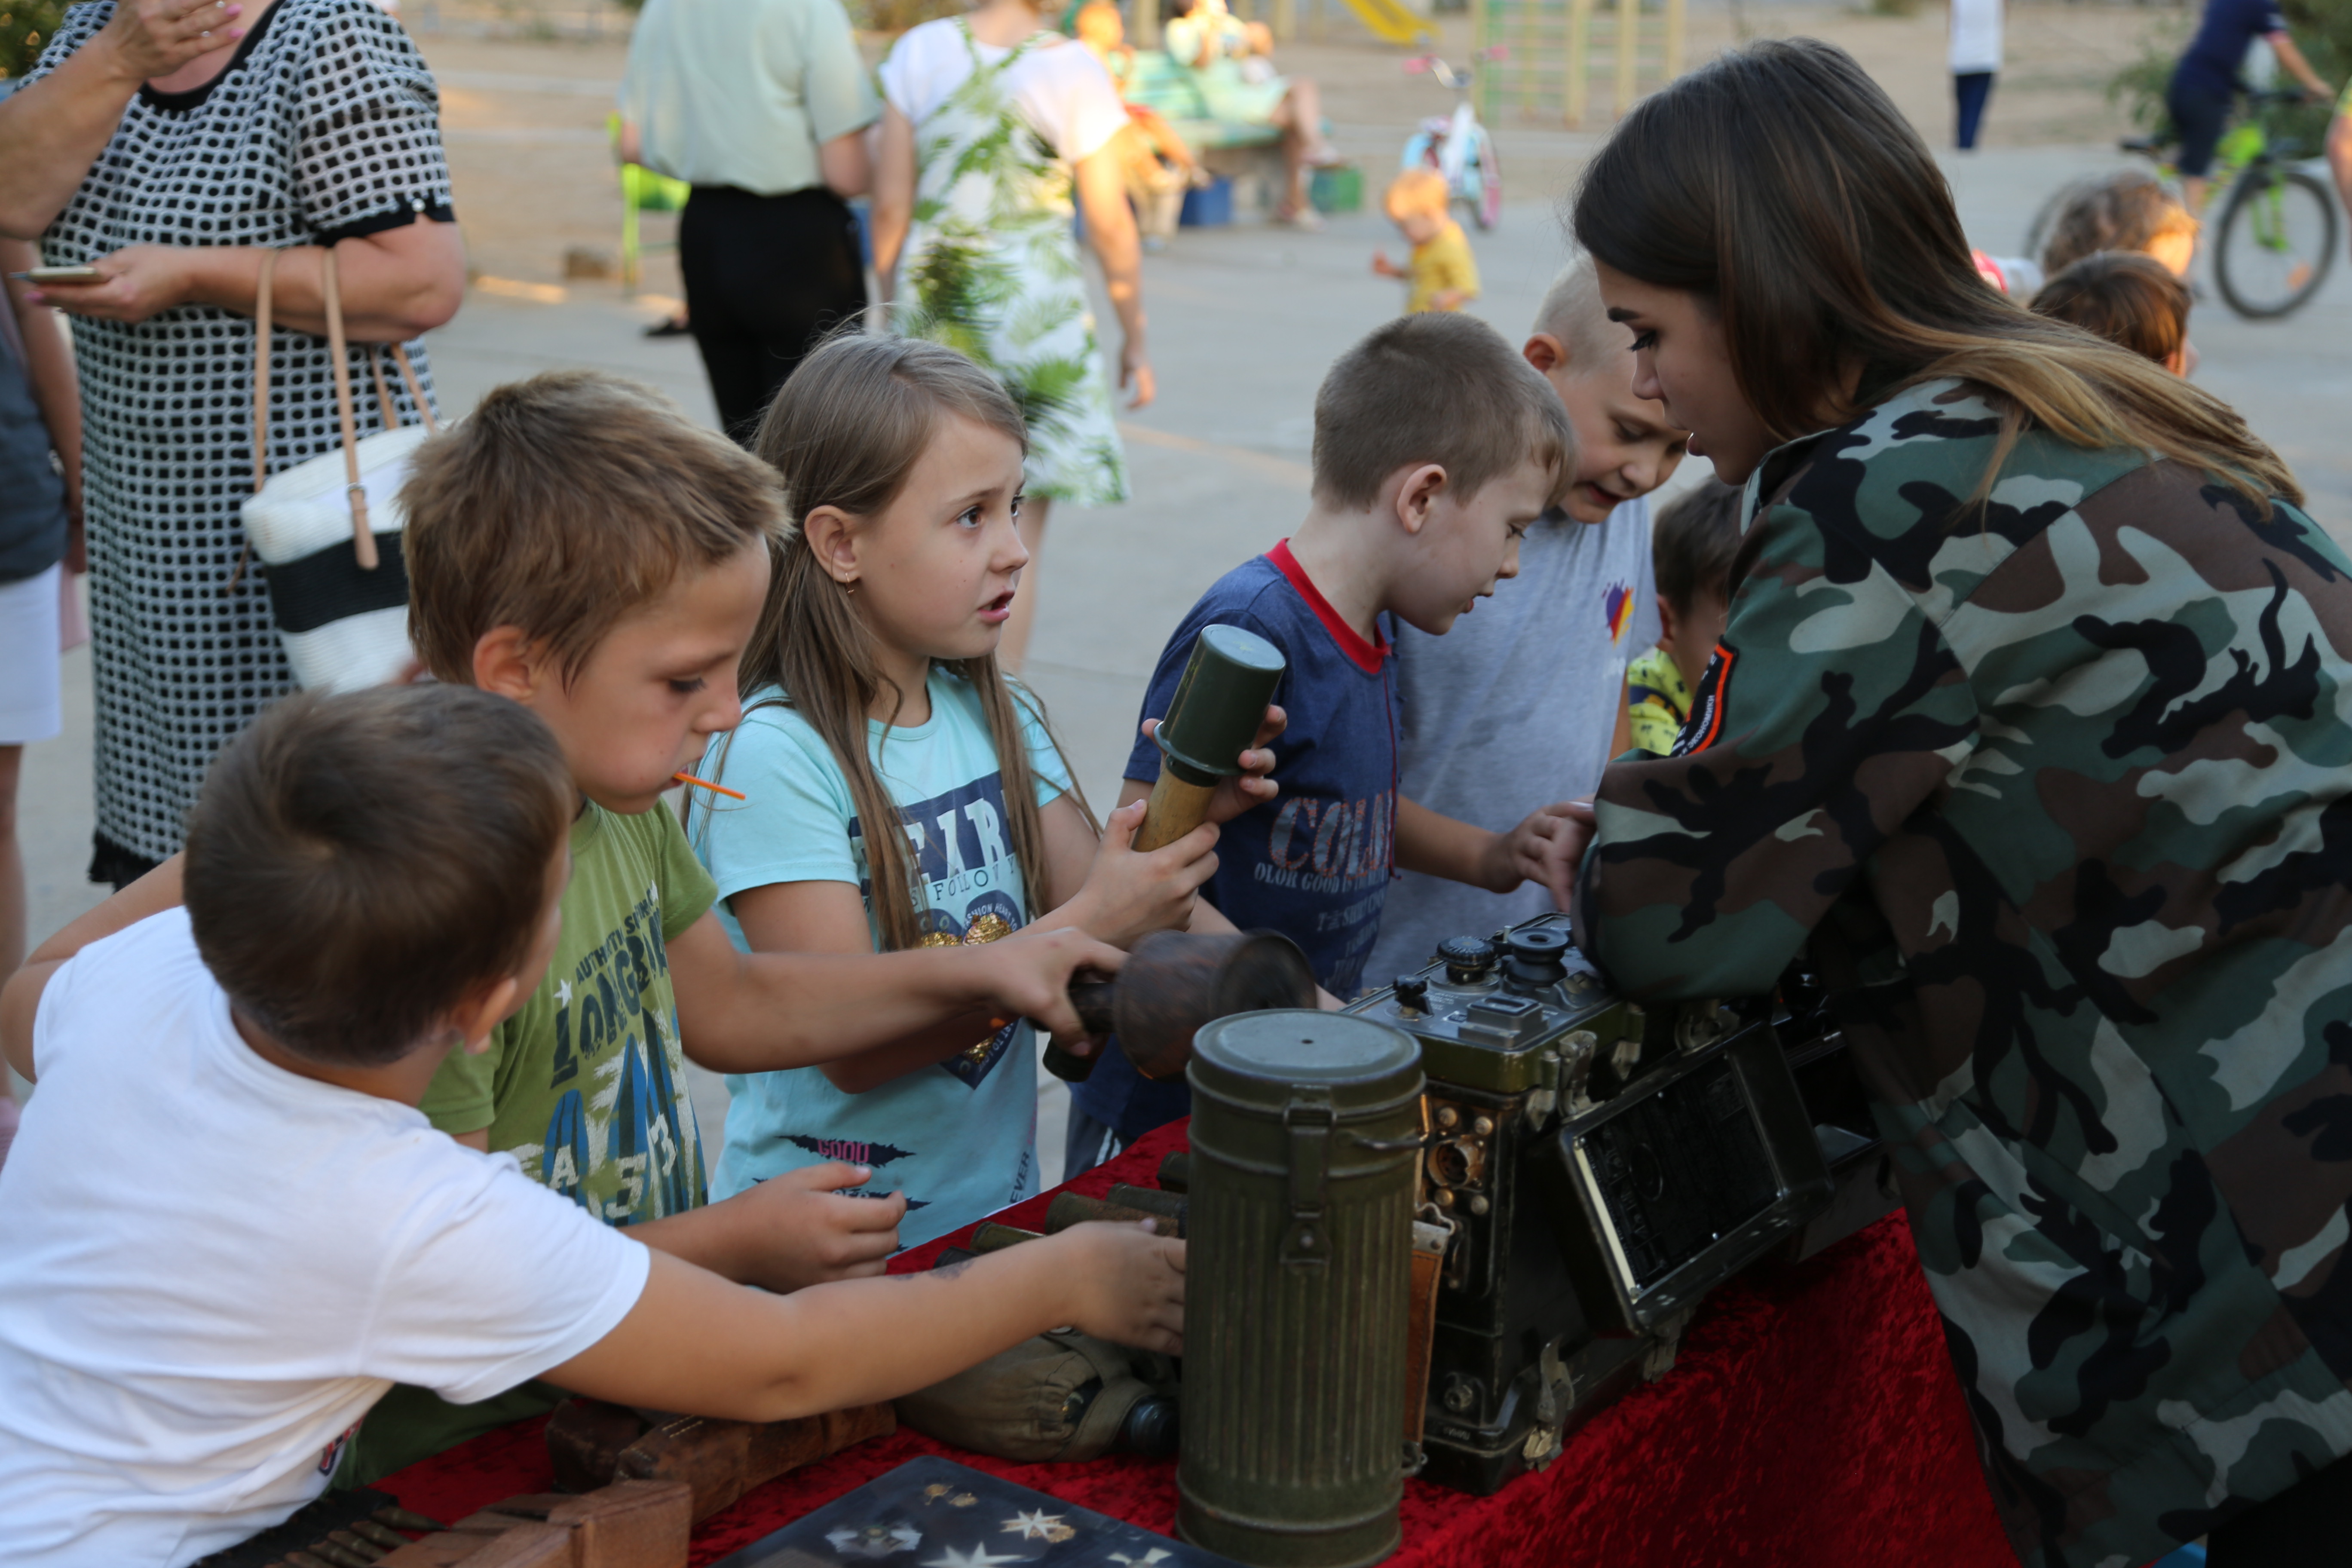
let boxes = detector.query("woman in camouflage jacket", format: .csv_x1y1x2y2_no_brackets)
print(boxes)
1566,37,2352,1568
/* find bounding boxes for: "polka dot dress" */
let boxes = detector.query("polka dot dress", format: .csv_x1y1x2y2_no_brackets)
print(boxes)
31,0,453,879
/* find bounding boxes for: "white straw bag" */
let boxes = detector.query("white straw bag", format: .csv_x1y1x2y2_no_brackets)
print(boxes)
239,244,438,692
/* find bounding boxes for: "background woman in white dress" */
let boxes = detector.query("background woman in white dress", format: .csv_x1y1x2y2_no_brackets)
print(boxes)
870,0,1153,669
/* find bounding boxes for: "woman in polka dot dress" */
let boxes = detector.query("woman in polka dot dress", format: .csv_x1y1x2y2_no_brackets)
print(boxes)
0,0,464,884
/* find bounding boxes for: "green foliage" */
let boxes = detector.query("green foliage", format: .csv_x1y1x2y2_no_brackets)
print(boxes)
2108,14,2189,137
0,0,68,80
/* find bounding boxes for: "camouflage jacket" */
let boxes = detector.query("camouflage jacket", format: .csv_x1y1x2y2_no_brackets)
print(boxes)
1576,380,2352,1568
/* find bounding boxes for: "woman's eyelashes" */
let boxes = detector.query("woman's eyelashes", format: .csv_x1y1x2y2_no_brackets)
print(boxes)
1628,329,1658,352
668,677,707,696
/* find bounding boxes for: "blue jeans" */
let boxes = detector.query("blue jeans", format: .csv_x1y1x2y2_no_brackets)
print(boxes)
1954,71,1996,149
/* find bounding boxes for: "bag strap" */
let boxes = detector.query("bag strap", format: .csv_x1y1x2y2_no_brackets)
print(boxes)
318,244,379,571
250,246,277,497
389,342,438,433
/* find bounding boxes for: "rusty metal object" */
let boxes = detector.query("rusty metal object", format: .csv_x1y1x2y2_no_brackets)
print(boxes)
1106,1183,1188,1225
968,1222,1044,1253
1158,1149,1191,1192
1045,1190,1183,1236
1044,928,1317,1084
372,1509,447,1534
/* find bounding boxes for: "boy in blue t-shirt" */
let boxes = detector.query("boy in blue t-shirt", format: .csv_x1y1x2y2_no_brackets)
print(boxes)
1068,312,1586,1167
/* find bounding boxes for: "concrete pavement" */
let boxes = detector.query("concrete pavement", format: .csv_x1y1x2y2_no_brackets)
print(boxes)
18,143,2352,1176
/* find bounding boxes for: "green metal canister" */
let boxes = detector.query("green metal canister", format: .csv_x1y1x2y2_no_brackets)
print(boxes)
1177,1011,1424,1568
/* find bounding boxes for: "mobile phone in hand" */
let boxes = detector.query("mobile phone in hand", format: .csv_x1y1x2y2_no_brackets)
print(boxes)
9,266,102,284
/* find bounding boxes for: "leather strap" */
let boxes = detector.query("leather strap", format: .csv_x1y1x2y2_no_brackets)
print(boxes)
318,244,377,570
250,246,277,497
242,244,434,587
368,345,397,435
388,342,438,433
1405,1216,1449,1448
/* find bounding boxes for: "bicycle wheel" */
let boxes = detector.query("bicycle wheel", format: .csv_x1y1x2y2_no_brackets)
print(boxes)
1473,133,1501,230
2214,165,2339,319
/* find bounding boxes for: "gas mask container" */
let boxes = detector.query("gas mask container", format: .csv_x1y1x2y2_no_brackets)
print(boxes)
1176,1010,1424,1568
1344,914,1892,1495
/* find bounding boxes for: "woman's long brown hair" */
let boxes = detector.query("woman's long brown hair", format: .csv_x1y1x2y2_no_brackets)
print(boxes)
1570,37,2299,511
696,333,1093,952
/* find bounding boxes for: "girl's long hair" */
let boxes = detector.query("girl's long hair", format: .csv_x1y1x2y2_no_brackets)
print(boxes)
1569,37,2298,511
703,332,1093,953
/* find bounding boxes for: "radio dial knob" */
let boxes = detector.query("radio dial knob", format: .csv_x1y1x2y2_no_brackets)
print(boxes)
1439,935,1498,984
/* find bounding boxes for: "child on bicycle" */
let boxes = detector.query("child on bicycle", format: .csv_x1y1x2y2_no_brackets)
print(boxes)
2168,0,2332,211
2032,250,2196,376
1374,168,1478,314
686,334,1272,1246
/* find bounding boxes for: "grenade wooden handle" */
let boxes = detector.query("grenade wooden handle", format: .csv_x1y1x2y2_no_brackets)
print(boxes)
1135,759,1219,852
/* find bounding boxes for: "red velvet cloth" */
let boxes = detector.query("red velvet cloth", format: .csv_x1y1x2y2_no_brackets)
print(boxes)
379,1121,2017,1566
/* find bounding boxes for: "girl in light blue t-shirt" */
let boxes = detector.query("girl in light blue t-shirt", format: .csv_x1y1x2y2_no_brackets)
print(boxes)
688,335,1234,1247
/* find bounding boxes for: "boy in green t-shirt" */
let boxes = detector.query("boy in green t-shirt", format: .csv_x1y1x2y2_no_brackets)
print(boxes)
349,371,1161,1479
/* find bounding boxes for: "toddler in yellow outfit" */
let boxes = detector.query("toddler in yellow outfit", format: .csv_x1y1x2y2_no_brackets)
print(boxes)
1373,168,1479,313
1626,478,1743,753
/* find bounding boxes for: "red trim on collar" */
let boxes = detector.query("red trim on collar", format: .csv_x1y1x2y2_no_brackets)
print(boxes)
1268,539,1390,675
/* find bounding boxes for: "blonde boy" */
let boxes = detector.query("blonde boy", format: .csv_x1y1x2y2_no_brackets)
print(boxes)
1366,259,1690,985
346,371,1126,1479
1372,167,1478,313
0,686,1178,1568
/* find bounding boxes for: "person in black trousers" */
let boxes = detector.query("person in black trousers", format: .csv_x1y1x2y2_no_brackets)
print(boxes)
619,0,881,441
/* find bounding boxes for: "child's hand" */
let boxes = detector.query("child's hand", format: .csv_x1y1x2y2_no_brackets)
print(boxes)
1064,1221,1185,1353
983,925,1128,1043
1491,799,1596,911
714,1162,906,1291
1138,702,1286,827
1371,250,1403,278
1072,799,1219,947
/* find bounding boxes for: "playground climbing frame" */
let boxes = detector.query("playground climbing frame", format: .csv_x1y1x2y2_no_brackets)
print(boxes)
1470,0,1687,127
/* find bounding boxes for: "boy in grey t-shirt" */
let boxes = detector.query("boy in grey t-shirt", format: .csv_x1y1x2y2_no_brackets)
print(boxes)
1366,261,1690,983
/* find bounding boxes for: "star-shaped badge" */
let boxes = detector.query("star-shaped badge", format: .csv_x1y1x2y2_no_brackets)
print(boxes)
1000,1509,1074,1543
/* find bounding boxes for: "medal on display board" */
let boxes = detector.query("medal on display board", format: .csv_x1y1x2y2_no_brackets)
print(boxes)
707,1456,1240,1568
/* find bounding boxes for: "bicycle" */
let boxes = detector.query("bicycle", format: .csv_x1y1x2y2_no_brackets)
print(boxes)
1401,49,1506,233
2027,89,2338,320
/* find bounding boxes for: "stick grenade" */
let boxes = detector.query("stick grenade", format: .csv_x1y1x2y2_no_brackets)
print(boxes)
1135,623,1286,851
1039,625,1289,1082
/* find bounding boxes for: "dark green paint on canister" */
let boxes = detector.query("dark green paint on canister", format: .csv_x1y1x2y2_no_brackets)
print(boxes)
1177,1010,1424,1568
1155,623,1286,786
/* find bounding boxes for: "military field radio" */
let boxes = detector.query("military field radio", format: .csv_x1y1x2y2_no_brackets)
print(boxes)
1341,914,1895,1495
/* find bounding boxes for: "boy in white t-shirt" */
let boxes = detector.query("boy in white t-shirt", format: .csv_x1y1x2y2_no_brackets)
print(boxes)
1364,259,1689,985
0,685,1182,1568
